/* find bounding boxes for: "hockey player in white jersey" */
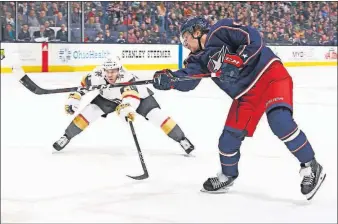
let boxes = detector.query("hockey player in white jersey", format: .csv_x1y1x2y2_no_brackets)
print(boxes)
53,57,194,154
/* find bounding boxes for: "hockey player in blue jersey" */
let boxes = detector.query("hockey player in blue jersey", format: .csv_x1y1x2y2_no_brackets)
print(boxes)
151,16,326,200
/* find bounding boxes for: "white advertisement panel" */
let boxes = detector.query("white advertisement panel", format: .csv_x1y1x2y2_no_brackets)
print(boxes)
270,46,337,62
1,43,41,67
48,44,178,66
182,46,337,67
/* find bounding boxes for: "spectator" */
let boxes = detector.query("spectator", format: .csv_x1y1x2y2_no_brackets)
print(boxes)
142,30,150,43
5,12,15,28
3,23,15,42
18,24,31,42
166,24,178,41
1,1,337,45
85,16,101,30
55,12,67,27
27,2,35,13
17,2,28,15
26,9,40,27
33,25,47,40
39,2,49,13
157,3,166,32
116,32,126,43
94,30,104,42
127,28,137,43
47,2,59,17
56,24,68,42
134,30,143,43
104,29,115,43
170,36,179,44
44,21,55,40
38,11,48,25
71,7,81,24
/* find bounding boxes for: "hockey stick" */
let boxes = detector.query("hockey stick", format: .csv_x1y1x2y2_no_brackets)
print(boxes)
19,73,212,95
126,119,149,180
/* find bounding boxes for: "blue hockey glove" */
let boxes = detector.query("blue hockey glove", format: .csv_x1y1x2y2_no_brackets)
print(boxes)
153,69,177,90
219,54,243,84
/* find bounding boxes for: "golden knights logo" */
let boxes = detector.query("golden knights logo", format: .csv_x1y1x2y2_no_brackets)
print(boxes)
0,49,5,60
207,46,226,73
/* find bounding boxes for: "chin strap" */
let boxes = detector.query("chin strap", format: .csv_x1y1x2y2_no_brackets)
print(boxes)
190,32,204,51
197,36,203,51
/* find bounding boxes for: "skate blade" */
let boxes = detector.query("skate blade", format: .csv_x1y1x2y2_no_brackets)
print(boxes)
200,187,230,194
305,169,326,201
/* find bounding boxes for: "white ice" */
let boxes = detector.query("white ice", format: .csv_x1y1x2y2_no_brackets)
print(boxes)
1,66,337,223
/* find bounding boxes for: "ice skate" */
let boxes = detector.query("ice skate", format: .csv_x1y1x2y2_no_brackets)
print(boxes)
53,134,71,151
300,158,326,200
201,173,237,194
179,137,195,154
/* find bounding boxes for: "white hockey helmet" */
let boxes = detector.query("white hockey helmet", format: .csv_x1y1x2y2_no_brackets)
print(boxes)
103,57,121,71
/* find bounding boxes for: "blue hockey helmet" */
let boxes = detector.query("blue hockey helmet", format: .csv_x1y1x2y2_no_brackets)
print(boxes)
180,16,210,39
180,16,210,50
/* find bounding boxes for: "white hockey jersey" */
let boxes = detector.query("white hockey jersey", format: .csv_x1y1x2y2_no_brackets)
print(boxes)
81,66,153,109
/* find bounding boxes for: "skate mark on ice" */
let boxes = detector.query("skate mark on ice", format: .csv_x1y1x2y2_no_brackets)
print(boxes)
228,189,310,206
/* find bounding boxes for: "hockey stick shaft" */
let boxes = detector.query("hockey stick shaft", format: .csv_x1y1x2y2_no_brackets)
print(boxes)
19,73,212,95
126,120,149,180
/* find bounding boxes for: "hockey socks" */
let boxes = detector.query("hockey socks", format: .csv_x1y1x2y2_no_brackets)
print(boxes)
267,107,315,163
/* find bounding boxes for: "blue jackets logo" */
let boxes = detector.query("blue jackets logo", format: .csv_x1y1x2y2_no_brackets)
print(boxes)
207,46,226,73
58,48,111,63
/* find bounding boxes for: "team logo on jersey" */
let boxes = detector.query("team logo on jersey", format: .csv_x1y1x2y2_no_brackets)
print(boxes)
0,49,5,60
207,46,227,73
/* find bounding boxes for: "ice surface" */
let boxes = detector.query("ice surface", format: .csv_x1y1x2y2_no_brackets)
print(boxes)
1,67,337,223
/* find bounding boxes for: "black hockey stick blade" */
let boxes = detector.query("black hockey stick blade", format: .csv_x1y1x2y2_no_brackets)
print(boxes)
19,74,78,94
126,172,149,180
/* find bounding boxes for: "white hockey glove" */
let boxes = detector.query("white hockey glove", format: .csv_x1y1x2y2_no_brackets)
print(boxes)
65,92,81,115
116,103,136,122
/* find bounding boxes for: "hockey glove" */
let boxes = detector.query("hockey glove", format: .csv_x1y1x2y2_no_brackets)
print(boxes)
219,54,243,84
116,103,136,122
65,92,81,115
153,69,177,90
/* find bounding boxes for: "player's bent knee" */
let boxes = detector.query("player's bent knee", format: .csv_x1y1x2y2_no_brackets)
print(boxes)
81,103,105,123
65,103,103,138
267,107,298,140
137,95,160,118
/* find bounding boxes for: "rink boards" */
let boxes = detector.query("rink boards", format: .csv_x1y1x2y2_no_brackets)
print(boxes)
0,43,337,74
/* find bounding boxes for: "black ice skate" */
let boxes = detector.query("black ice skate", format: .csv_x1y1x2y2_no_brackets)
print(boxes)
201,173,237,194
179,137,194,154
53,134,71,151
300,159,326,200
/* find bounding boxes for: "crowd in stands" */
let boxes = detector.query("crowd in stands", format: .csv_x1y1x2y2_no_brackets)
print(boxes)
1,1,337,45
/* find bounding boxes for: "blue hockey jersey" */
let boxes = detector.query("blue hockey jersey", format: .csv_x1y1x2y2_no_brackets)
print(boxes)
172,18,281,99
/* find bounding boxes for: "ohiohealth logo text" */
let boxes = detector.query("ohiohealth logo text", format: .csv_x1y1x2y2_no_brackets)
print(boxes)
59,48,110,63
